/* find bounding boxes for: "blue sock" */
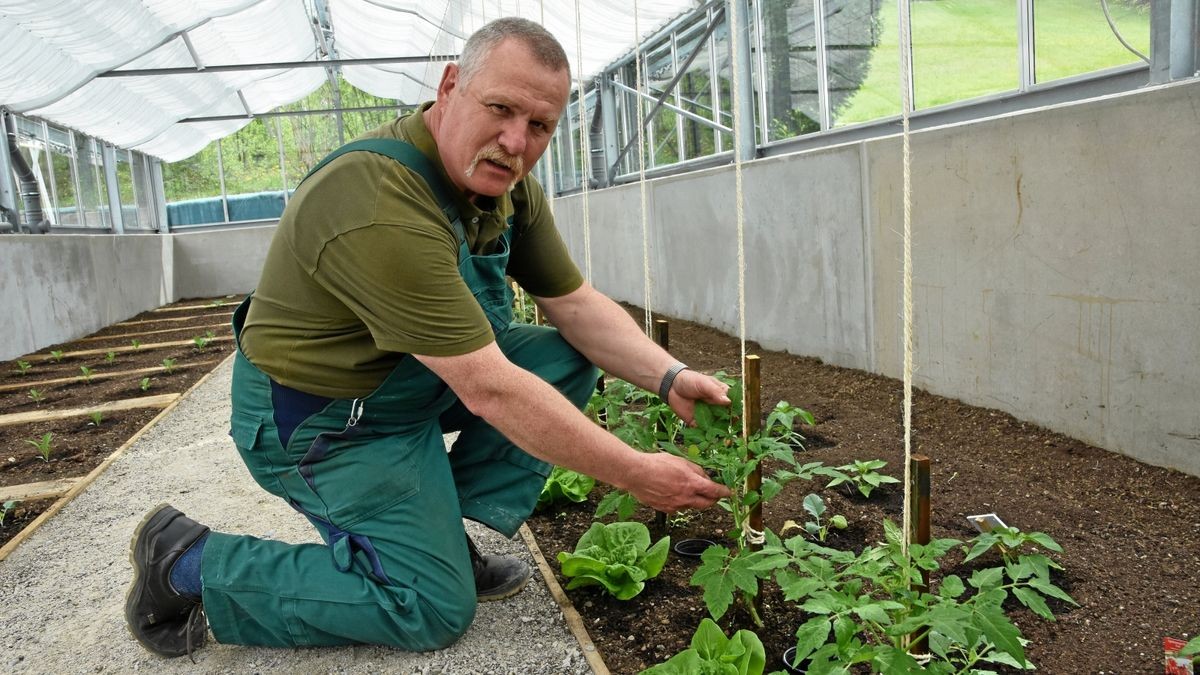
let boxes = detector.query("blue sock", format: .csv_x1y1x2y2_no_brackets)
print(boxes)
168,533,208,600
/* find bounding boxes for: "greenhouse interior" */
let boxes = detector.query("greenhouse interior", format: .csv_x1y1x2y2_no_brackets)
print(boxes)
1,0,1198,673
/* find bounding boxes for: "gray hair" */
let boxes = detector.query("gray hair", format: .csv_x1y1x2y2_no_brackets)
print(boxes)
457,17,569,85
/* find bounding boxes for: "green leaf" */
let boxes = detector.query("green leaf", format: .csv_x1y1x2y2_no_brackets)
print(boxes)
776,570,823,602
972,603,1027,666
1013,586,1054,621
1027,531,1063,552
872,648,925,675
803,493,826,519
690,618,730,659
639,647,703,674
963,533,999,563
1024,553,1051,581
692,546,736,621
938,575,965,598
792,616,831,663
1029,578,1078,606
852,602,892,625
1179,636,1200,657
969,567,1004,590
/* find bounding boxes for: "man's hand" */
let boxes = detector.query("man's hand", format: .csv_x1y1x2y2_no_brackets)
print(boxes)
666,369,731,426
622,452,731,513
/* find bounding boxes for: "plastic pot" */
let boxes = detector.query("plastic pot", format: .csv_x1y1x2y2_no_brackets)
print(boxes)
781,646,808,675
672,538,716,558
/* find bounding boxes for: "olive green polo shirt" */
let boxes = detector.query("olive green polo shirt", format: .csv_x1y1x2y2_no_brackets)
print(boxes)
241,103,582,398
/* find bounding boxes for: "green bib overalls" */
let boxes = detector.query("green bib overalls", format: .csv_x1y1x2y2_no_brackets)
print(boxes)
200,140,598,650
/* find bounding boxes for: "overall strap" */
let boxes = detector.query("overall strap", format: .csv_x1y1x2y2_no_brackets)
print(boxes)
299,138,467,245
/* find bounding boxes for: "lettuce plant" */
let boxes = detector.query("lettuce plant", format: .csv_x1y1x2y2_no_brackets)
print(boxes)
104,351,117,365
139,377,151,391
537,466,595,511
14,360,31,375
161,358,177,373
640,618,766,675
79,365,95,382
49,350,65,363
557,521,670,600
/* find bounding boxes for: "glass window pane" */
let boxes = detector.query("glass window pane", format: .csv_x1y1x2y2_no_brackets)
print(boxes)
645,43,680,166
131,152,155,230
47,127,80,226
75,136,108,227
830,0,899,127
280,113,341,189
215,119,281,196
1035,0,1150,83
162,143,221,203
761,0,822,141
711,17,734,148
912,0,1018,108
115,149,139,229
677,21,718,160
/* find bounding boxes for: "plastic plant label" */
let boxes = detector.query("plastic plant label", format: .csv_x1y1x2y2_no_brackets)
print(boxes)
1164,637,1195,675
966,513,1007,533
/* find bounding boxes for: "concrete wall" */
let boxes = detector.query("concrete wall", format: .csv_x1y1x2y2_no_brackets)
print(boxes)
0,225,275,361
171,225,275,299
554,78,1200,476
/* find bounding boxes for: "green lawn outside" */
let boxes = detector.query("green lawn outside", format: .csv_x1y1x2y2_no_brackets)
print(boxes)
834,0,1151,126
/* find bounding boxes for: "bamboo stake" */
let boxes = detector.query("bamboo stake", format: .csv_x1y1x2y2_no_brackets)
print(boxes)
76,323,228,343
0,393,179,428
0,360,220,393
28,336,231,362
115,312,234,327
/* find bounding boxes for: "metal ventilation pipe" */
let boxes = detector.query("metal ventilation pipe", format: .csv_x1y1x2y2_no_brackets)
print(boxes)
3,113,50,233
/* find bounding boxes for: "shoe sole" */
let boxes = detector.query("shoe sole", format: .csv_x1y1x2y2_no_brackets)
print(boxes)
125,503,183,658
477,566,532,602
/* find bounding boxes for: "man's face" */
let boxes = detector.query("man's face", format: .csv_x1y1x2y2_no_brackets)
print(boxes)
434,39,570,199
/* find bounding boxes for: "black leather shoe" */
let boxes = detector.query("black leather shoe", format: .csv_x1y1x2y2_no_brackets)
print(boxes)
467,534,531,601
125,504,210,659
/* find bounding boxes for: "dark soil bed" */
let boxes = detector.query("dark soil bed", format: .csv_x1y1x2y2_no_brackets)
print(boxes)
0,297,238,548
526,307,1200,674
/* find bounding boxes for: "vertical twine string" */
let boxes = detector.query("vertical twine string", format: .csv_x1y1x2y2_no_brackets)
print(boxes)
573,0,593,282
634,1,652,335
728,1,748,427
539,0,555,217
898,0,915,562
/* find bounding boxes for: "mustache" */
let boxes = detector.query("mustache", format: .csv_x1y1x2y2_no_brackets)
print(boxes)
466,145,524,177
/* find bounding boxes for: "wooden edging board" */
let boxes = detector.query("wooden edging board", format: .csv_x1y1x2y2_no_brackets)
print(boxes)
77,323,229,343
0,478,81,503
518,524,611,675
114,311,234,327
29,336,232,361
0,393,179,428
0,360,220,393
0,352,236,562
151,301,237,312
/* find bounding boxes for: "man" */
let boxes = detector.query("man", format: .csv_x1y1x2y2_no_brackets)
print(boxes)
125,17,730,657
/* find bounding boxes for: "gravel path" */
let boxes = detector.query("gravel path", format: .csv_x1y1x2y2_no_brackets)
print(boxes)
0,359,592,674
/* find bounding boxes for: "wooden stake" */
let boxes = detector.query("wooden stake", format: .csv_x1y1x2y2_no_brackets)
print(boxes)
743,355,763,552
652,319,669,350
743,354,763,618
115,311,234,327
652,319,670,531
909,453,931,653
